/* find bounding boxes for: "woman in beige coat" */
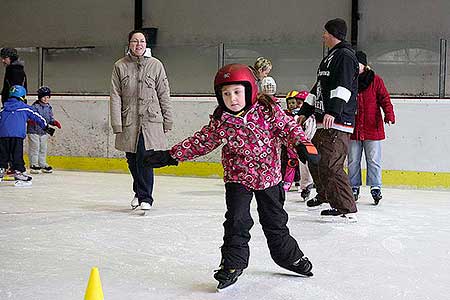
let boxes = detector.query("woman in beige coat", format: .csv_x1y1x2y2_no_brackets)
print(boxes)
110,30,173,211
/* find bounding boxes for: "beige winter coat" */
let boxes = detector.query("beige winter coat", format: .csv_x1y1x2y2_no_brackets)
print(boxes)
110,53,173,153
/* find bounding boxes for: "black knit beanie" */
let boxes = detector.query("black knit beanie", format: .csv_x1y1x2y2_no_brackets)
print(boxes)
356,51,368,66
324,18,347,41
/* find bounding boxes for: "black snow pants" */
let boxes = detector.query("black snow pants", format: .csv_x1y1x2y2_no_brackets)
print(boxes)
220,182,304,269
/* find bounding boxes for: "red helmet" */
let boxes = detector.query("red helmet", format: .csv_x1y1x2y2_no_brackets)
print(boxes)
214,64,258,109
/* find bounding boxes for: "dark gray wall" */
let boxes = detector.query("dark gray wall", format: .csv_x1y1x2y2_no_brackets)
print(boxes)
0,0,449,95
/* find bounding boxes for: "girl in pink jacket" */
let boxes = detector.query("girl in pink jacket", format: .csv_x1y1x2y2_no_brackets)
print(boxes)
144,64,319,291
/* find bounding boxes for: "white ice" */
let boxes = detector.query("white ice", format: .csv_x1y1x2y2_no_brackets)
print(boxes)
1,171,449,300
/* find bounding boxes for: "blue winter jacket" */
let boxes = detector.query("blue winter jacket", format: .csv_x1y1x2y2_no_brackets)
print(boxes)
0,97,47,139
27,100,55,135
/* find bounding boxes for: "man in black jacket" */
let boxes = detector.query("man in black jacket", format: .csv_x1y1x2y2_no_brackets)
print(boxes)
1,48,27,105
297,18,359,222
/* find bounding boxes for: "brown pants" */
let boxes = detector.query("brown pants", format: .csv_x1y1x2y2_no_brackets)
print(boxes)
309,128,357,214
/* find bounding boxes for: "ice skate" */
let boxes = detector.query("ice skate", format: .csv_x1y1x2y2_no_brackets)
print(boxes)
300,183,314,201
41,166,53,173
140,202,151,211
0,168,4,182
320,209,357,223
214,267,243,292
282,256,313,277
130,196,139,210
306,197,323,210
352,187,360,201
370,187,382,205
30,165,42,174
14,171,32,182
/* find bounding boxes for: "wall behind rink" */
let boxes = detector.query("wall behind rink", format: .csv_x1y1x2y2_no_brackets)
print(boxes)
38,96,450,173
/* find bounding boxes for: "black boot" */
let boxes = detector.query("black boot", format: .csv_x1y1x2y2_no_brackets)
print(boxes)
282,256,313,277
370,187,382,205
214,267,243,291
352,187,360,201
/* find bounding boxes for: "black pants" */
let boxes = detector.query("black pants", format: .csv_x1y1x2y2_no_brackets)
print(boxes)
125,133,154,205
0,137,25,172
221,182,304,269
309,129,357,213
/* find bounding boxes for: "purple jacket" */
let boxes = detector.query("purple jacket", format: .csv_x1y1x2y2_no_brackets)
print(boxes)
170,103,308,190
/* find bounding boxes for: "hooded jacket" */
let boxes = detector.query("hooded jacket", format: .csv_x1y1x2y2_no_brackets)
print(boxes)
1,60,27,104
299,41,358,133
351,71,395,141
0,98,47,138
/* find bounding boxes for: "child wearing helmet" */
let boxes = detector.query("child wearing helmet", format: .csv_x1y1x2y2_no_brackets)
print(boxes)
289,90,317,200
27,86,61,174
143,64,319,291
0,85,55,183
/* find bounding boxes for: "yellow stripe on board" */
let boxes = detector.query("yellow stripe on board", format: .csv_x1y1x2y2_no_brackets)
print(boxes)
24,156,450,189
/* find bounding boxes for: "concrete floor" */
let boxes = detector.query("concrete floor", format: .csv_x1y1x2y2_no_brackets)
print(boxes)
1,171,449,300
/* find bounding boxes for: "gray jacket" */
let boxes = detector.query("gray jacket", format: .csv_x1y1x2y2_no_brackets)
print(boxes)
110,52,173,153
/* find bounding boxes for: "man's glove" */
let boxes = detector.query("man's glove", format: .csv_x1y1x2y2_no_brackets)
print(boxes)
295,141,320,164
143,150,178,168
44,126,56,136
52,120,62,129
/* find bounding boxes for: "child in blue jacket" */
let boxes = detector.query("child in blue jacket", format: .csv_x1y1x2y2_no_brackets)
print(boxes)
0,85,54,181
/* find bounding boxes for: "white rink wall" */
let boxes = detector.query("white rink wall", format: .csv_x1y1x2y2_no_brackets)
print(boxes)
39,96,450,173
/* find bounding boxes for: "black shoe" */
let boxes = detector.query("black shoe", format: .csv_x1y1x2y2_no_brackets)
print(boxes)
300,183,313,200
283,257,313,277
370,187,382,205
306,197,323,210
352,187,360,201
41,166,53,173
320,209,358,223
30,165,42,174
214,267,243,291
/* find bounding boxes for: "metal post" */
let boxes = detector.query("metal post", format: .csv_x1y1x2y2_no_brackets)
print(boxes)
218,43,224,69
439,38,447,98
37,47,44,88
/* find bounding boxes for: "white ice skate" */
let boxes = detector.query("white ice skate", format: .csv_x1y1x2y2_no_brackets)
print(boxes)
14,180,32,187
130,196,139,210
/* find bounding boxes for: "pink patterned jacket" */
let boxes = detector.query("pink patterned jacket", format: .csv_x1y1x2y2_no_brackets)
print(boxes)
169,103,308,190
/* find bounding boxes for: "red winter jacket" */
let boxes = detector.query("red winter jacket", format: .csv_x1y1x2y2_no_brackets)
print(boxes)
351,73,395,141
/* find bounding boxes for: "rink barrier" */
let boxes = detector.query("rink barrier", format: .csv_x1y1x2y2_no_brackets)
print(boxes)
24,155,450,189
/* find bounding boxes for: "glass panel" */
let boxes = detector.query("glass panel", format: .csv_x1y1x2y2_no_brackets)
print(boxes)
43,46,124,94
365,42,440,96
151,44,219,95
224,42,323,94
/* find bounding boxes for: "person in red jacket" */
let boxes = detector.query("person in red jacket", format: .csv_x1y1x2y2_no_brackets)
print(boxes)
347,51,396,205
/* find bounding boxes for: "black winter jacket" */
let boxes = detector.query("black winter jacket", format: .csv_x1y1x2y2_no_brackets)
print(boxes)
2,60,27,104
299,41,358,133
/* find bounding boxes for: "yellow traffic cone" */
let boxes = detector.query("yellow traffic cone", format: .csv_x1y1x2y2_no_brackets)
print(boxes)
84,267,104,300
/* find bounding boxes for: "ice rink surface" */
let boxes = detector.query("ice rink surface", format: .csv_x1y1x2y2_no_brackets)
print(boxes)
1,171,449,300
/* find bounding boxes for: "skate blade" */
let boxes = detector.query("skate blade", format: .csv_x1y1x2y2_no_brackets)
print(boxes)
14,180,32,187
320,214,357,223
216,282,237,293
2,176,16,182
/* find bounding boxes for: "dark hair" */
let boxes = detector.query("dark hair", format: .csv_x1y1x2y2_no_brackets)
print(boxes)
0,48,18,62
128,30,147,43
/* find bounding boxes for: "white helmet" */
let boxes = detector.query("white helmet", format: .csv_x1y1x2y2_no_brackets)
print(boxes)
261,76,277,95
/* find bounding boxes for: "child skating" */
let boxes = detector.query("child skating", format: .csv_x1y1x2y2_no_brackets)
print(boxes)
143,64,319,291
0,85,55,186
